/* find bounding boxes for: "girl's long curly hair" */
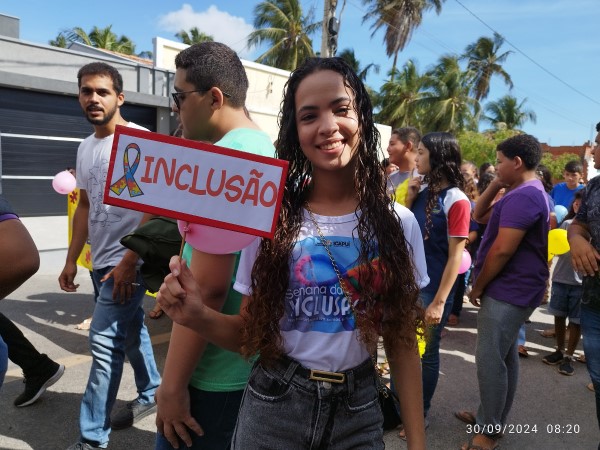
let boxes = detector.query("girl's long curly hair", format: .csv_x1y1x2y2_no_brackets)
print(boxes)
421,132,466,238
240,57,423,364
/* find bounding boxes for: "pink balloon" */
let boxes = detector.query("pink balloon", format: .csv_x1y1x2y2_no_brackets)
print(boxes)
177,221,257,255
458,249,472,274
52,170,76,194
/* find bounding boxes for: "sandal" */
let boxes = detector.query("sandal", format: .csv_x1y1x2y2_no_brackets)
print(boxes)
461,434,500,450
518,345,529,358
398,418,429,441
455,410,476,425
148,303,164,319
539,328,555,338
577,354,586,364
75,318,92,330
447,314,459,326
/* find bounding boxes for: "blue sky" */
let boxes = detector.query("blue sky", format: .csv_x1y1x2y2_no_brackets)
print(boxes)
3,0,599,146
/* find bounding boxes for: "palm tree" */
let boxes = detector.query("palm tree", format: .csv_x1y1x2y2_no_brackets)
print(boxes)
49,33,68,48
247,0,320,71
175,27,214,45
484,95,537,130
375,59,425,128
420,55,480,134
362,0,445,80
337,48,380,82
461,32,513,101
60,25,136,55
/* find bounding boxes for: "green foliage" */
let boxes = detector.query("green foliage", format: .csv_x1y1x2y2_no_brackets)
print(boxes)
50,25,138,55
175,28,213,45
362,0,445,78
484,95,536,130
540,152,582,181
457,129,520,167
461,32,513,101
247,0,320,71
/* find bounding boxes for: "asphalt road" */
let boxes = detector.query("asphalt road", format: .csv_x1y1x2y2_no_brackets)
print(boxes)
0,216,597,449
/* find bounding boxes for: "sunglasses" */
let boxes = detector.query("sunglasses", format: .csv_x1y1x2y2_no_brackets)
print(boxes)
171,89,231,109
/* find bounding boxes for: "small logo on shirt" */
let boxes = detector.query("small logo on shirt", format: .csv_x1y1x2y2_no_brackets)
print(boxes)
315,240,351,248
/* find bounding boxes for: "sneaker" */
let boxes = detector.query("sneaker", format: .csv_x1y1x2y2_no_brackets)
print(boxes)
542,350,563,365
111,399,157,430
558,357,574,376
66,442,101,450
14,361,65,407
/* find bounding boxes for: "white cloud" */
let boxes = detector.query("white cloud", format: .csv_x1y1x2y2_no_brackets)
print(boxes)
157,4,255,58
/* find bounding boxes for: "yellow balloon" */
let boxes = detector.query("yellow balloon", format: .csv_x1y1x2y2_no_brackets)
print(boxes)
417,329,426,357
393,178,410,206
548,228,569,260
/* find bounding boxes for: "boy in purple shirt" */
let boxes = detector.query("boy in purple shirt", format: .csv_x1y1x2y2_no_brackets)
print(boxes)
458,134,549,450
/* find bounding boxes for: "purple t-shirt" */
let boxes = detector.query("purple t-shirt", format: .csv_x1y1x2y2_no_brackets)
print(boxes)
474,179,550,308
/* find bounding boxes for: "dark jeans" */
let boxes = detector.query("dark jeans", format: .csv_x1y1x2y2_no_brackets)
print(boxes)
421,289,455,416
155,386,244,450
581,306,600,435
0,312,52,376
231,356,383,449
451,273,467,317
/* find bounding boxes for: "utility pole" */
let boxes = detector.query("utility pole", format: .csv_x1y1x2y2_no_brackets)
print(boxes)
320,0,339,57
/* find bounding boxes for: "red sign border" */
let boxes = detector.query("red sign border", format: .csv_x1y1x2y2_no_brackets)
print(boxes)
104,125,288,239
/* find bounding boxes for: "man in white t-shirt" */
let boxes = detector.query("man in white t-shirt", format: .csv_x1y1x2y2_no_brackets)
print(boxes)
59,62,161,450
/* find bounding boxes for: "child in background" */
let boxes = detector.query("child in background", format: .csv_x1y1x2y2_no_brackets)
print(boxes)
542,191,584,375
158,57,428,449
550,160,585,209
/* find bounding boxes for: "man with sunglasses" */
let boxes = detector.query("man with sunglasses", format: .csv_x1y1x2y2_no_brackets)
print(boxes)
155,42,275,450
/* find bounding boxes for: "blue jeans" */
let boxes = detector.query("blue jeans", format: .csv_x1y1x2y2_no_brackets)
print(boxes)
421,288,455,416
0,335,7,390
517,323,526,346
581,306,600,433
155,386,244,450
80,266,161,448
231,356,383,449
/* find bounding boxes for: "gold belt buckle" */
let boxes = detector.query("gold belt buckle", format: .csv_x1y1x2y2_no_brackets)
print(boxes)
309,369,345,384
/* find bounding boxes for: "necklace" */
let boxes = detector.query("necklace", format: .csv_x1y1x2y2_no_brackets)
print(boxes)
304,203,355,308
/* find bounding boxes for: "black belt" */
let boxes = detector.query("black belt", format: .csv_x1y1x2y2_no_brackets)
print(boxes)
275,355,375,385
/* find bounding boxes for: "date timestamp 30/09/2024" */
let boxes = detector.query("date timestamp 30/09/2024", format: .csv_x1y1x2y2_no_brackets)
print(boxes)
466,424,581,434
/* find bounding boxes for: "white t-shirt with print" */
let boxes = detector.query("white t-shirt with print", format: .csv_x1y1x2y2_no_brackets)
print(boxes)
76,122,147,269
234,203,429,372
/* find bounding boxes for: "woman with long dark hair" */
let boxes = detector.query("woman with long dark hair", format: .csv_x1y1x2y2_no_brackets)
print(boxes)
405,132,471,428
158,57,428,449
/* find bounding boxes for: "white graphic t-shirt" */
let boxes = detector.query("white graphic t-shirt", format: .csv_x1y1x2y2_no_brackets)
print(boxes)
76,122,147,269
234,203,428,372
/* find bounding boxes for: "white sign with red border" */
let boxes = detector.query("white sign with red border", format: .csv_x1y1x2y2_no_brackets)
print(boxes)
104,125,287,238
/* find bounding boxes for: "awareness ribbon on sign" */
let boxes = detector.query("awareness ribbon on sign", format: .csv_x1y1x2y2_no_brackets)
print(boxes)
110,143,144,197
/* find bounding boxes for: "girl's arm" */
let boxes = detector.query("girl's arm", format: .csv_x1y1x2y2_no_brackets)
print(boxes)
157,255,246,352
385,338,426,450
425,236,466,324
404,177,422,209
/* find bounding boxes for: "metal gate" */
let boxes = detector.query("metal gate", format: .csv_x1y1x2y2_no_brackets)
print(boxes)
0,86,156,216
